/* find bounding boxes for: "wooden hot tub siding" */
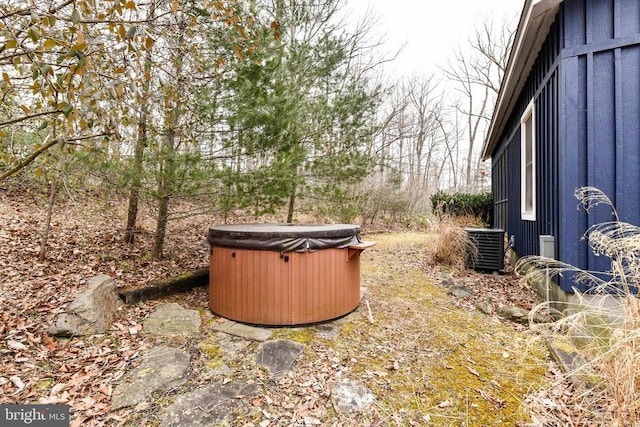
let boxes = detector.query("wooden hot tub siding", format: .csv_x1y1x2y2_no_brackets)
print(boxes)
209,247,361,325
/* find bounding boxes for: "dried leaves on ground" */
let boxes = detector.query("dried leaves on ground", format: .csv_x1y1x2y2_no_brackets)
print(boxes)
0,190,582,425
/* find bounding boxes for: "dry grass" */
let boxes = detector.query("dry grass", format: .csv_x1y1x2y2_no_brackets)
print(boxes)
518,187,640,425
427,217,477,269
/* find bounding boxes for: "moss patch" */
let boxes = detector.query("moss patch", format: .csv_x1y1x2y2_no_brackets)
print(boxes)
197,340,225,369
324,232,549,425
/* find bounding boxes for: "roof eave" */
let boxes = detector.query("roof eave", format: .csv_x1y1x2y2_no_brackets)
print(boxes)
481,0,563,160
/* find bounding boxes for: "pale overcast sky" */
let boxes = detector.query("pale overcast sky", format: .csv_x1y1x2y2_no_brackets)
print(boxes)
344,0,524,78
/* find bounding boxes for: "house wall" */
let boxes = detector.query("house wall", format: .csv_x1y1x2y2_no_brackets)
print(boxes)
559,0,640,291
492,0,640,294
491,15,562,259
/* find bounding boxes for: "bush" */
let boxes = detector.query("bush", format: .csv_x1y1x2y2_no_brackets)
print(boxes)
430,191,493,226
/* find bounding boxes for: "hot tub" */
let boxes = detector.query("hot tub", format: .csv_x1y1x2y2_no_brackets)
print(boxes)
206,224,375,325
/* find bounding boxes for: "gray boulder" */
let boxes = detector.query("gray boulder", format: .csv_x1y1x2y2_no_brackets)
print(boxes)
48,275,122,337
499,306,531,324
476,299,494,315
447,285,477,299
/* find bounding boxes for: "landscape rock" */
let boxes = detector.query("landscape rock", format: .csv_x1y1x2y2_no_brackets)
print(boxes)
111,345,190,410
440,277,457,288
214,333,250,356
160,381,258,427
48,275,121,337
447,285,477,299
255,339,304,380
499,306,531,324
212,320,272,341
477,299,494,315
142,302,201,337
316,324,340,340
331,379,376,414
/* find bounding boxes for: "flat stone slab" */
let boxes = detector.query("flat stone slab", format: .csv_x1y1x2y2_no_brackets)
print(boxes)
143,303,201,337
160,381,258,427
331,379,376,414
212,320,272,342
215,333,250,356
112,345,190,410
255,339,304,380
315,324,340,340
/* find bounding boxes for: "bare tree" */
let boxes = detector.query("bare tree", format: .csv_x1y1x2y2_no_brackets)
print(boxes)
442,17,514,192
372,74,451,211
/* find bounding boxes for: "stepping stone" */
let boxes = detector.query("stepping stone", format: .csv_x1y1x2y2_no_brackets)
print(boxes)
315,324,340,340
215,333,250,355
143,303,201,337
160,381,258,427
255,339,304,380
331,379,376,414
111,345,190,410
212,320,272,342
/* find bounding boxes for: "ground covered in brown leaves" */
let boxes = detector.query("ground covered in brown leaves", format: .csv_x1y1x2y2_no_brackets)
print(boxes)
0,190,581,426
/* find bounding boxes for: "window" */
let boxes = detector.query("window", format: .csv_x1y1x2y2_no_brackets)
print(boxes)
521,100,536,221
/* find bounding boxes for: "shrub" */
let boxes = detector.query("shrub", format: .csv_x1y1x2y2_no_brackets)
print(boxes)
430,191,493,226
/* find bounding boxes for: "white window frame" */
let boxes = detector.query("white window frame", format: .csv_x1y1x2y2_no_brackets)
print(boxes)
521,100,536,221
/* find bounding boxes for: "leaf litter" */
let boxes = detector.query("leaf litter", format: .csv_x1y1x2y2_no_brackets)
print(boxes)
0,191,582,425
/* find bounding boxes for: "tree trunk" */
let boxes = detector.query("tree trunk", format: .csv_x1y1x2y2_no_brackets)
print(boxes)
286,188,296,223
124,0,154,244
38,178,58,262
152,128,176,259
124,122,145,243
151,194,169,259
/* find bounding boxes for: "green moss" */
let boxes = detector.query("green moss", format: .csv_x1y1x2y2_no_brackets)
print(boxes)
197,341,225,369
35,378,54,391
323,234,549,425
339,322,356,338
136,367,154,377
272,327,316,344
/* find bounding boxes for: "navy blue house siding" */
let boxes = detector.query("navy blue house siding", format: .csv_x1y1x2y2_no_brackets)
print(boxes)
560,0,640,290
491,0,640,293
492,14,562,260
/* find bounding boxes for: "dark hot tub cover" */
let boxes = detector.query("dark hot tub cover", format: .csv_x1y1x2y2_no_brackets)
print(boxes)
206,223,362,252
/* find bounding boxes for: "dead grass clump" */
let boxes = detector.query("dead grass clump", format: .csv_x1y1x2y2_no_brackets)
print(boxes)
428,218,476,269
518,187,640,425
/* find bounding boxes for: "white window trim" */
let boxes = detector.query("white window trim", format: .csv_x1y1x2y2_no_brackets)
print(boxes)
521,100,536,221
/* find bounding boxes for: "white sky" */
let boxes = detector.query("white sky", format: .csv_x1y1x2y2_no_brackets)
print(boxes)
344,0,524,78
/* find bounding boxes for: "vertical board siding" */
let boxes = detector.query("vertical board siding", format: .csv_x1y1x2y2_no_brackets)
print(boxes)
559,0,640,291
619,46,640,217
587,0,615,42
619,0,640,37
492,14,562,258
493,0,640,293
291,250,360,324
